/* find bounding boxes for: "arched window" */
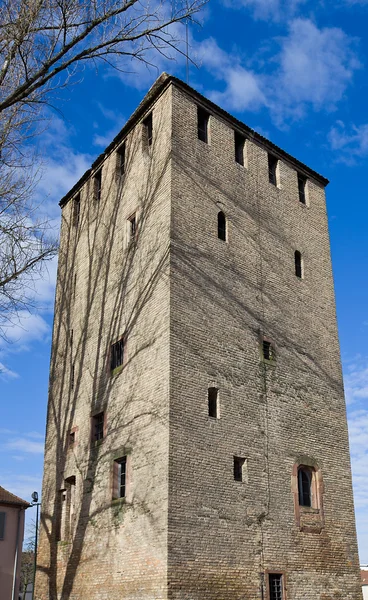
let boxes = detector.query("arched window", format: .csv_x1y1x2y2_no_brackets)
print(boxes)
218,211,226,241
298,466,312,507
295,250,302,278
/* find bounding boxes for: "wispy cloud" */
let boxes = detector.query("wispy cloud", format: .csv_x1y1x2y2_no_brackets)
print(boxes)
4,437,44,455
223,0,307,21
196,19,360,125
328,120,368,163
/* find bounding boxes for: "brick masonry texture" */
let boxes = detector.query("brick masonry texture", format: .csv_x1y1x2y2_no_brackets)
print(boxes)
36,75,362,600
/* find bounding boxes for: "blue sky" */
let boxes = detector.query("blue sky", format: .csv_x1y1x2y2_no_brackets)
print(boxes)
1,0,368,561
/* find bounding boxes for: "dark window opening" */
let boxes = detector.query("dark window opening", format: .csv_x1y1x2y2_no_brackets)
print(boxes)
94,169,102,201
208,387,218,418
268,154,278,186
143,113,153,147
269,574,283,600
0,512,5,540
298,466,312,507
111,338,124,371
114,456,127,498
128,213,137,241
217,211,226,241
298,174,306,204
262,340,275,362
197,107,209,143
71,363,75,390
73,194,80,227
117,143,126,176
92,412,104,442
235,132,245,166
234,456,245,482
69,431,75,447
295,250,302,278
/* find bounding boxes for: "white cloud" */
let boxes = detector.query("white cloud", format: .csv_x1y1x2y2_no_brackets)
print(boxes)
223,0,307,21
196,19,360,124
344,356,368,406
4,437,44,454
0,362,19,380
273,19,361,119
328,120,368,163
195,37,266,113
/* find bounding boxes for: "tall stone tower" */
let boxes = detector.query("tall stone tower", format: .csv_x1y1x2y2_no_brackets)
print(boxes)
36,74,362,600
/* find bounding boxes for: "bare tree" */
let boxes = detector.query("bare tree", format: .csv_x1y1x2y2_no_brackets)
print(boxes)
0,0,207,339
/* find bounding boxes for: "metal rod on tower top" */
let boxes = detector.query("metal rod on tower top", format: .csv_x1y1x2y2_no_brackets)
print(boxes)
186,18,189,85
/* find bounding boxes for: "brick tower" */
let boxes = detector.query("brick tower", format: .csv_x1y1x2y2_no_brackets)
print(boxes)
36,74,362,600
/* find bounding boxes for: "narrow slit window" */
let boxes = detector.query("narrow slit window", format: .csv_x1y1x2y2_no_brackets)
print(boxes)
94,169,102,201
197,107,209,143
295,250,302,278
298,466,312,507
217,211,227,241
92,412,104,442
128,213,137,242
269,574,283,600
111,338,124,371
113,456,127,499
268,154,278,186
69,431,76,448
71,363,75,390
143,113,153,147
0,512,6,540
262,340,275,362
298,174,306,204
73,194,80,227
233,456,245,482
208,387,219,418
117,143,126,176
235,132,245,166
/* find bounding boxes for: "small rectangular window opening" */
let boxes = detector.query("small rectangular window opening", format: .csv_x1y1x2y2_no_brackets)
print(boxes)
114,456,127,498
197,107,209,143
268,154,278,186
73,194,80,227
128,213,137,242
111,338,124,371
69,431,75,447
117,143,126,176
262,340,275,362
94,169,102,201
71,363,75,390
269,574,283,600
298,174,306,204
92,412,104,442
235,132,245,166
295,250,303,279
208,387,219,418
0,512,5,540
143,113,153,147
233,456,245,482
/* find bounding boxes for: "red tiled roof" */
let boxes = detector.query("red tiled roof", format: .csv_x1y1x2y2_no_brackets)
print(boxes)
0,485,30,507
361,570,368,585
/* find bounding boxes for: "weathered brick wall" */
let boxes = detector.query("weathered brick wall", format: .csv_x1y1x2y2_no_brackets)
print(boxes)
36,75,362,600
36,86,173,600
169,84,362,600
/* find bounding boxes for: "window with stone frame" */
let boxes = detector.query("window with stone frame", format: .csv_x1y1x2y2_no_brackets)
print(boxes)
92,412,105,443
113,456,127,499
268,573,283,600
110,338,124,371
